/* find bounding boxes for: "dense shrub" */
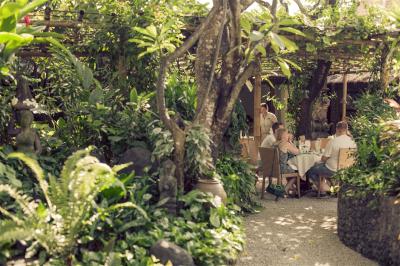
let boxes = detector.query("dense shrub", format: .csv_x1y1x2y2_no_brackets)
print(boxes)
216,155,260,213
0,148,245,265
336,93,399,197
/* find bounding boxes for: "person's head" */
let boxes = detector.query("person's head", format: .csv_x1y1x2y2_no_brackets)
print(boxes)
336,121,348,135
260,103,268,114
272,122,283,134
275,128,289,142
19,110,34,129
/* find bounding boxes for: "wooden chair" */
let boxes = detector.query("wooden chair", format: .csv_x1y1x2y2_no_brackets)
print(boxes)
240,137,258,165
259,147,301,199
317,148,356,197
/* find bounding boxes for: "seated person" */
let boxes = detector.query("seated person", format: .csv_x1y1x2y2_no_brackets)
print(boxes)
274,128,300,196
274,128,299,173
306,121,356,196
261,122,283,148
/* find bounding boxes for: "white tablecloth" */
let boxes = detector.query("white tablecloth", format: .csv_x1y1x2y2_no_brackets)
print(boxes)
288,153,322,180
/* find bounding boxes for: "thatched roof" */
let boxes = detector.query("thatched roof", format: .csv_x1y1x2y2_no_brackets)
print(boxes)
327,72,398,84
327,73,373,84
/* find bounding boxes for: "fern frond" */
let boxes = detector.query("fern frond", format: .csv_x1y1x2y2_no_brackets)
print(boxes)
0,206,23,224
7,153,53,210
107,202,149,220
0,184,36,217
0,220,33,243
59,148,92,196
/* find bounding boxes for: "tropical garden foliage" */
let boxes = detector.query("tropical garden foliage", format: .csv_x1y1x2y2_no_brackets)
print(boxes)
0,0,400,265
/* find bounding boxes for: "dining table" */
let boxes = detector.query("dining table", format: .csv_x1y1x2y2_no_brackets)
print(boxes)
288,152,322,180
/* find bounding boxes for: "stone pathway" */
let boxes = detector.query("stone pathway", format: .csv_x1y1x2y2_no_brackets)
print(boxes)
237,193,377,266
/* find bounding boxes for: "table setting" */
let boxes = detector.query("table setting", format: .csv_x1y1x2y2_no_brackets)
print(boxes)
288,137,324,180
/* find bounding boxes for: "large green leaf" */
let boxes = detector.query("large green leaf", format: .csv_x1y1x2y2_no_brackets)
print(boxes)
17,0,48,20
278,35,298,51
0,32,33,43
279,27,306,37
0,3,24,19
249,30,264,42
209,208,221,227
269,32,285,50
0,15,17,32
278,18,301,26
277,59,291,78
283,58,301,71
130,88,138,103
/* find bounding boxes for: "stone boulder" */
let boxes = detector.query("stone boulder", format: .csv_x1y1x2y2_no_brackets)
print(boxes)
118,147,153,176
150,240,195,266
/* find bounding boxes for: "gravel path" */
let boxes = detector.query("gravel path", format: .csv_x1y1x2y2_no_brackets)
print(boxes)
237,193,377,266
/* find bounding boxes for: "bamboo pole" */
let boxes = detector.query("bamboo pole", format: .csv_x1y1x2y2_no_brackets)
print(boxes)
341,73,348,121
254,73,262,149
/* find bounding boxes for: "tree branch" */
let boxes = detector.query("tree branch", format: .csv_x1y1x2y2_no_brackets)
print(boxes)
279,0,289,13
218,61,258,123
291,0,308,14
255,0,271,9
240,0,256,11
156,5,220,133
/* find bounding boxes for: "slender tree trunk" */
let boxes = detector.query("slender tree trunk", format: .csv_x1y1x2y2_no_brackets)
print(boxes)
173,129,186,188
380,44,391,93
298,60,331,139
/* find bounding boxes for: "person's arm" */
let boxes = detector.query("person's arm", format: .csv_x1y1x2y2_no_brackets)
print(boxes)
287,142,300,155
321,141,333,162
272,113,278,123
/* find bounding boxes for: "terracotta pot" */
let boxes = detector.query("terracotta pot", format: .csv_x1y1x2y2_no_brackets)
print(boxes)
195,179,227,204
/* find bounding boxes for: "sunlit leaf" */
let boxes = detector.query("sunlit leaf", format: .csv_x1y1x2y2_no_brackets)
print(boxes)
245,80,253,92
279,27,306,37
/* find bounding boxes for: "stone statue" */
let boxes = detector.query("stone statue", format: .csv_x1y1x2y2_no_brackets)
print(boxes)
6,75,42,155
158,160,177,215
15,110,42,155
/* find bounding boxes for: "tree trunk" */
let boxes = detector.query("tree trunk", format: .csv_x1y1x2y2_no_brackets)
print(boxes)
173,129,186,189
298,60,331,139
380,44,391,93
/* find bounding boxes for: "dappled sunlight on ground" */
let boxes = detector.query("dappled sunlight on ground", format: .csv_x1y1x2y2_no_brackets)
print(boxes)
237,192,377,266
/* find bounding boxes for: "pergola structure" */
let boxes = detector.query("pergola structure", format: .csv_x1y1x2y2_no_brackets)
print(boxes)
17,8,400,149
251,28,400,148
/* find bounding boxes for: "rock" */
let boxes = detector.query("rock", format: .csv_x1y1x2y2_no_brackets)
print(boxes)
118,147,153,176
150,240,195,266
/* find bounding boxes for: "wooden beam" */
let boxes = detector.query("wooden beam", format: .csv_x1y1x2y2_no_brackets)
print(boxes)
254,73,262,149
16,50,109,58
341,73,348,121
29,20,84,28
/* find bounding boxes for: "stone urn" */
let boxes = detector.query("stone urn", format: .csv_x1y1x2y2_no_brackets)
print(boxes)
195,179,227,204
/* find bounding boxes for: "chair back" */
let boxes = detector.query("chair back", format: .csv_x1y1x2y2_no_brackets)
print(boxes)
337,148,356,170
259,147,280,178
240,138,258,165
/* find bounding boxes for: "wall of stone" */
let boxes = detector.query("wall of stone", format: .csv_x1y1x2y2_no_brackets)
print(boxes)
338,187,400,265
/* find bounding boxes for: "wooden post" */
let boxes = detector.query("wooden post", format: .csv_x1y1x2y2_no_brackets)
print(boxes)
254,73,261,148
341,73,348,121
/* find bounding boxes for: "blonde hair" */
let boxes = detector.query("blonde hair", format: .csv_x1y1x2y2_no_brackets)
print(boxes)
275,128,287,142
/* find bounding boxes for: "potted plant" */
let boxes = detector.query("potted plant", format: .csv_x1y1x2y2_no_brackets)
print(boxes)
185,125,227,203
